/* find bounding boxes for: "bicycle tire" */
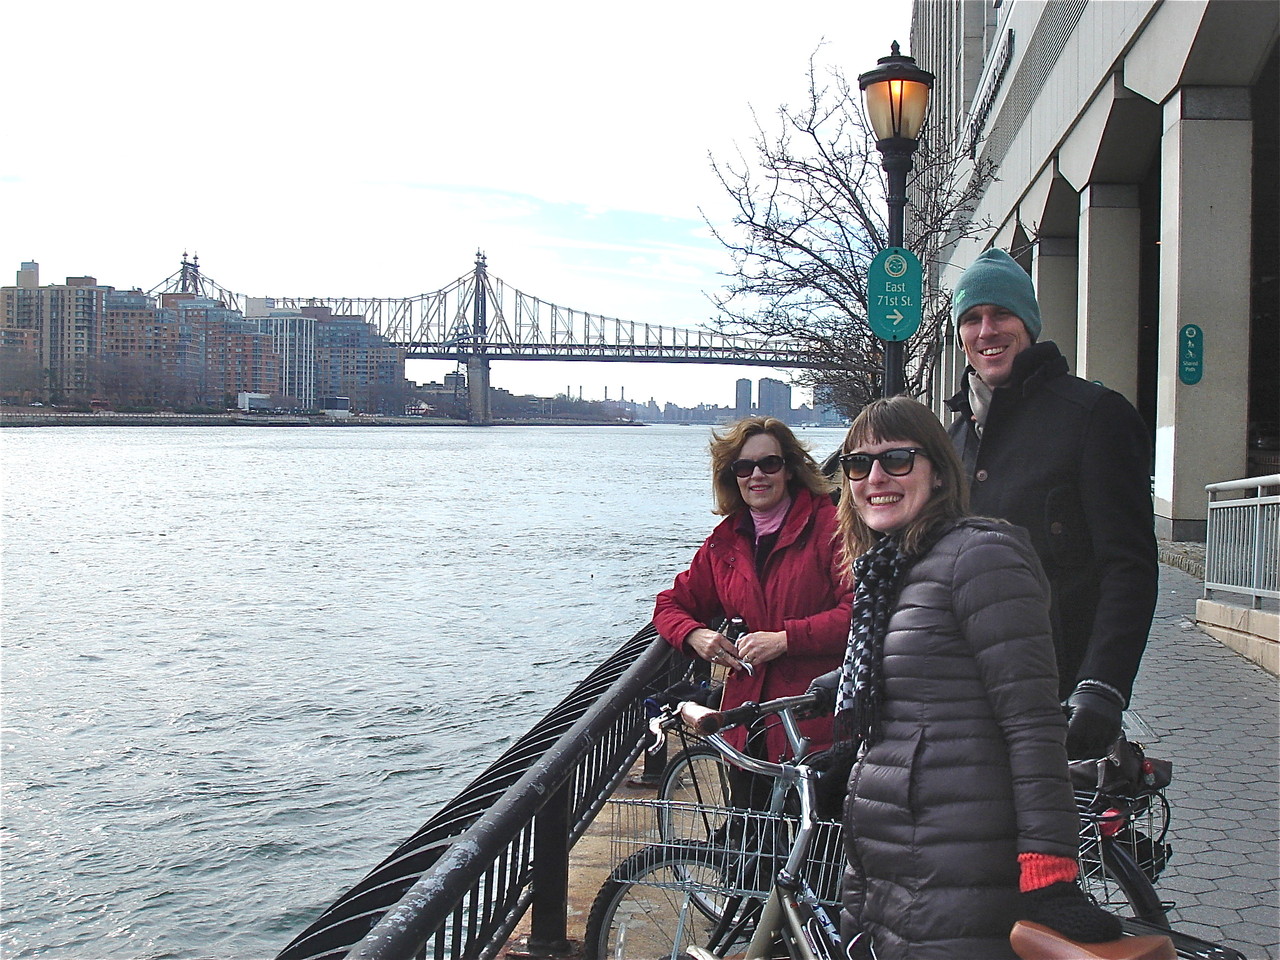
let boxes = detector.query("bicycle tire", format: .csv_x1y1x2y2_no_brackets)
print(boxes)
584,842,761,960
1077,838,1170,928
657,744,732,840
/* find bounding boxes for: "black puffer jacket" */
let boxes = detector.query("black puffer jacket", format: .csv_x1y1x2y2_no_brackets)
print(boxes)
945,341,1158,703
841,520,1079,960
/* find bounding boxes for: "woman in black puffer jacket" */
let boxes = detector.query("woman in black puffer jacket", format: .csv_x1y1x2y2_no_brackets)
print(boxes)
823,397,1120,960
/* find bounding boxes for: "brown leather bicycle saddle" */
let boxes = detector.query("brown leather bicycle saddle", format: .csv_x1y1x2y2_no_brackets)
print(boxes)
1010,921,1176,960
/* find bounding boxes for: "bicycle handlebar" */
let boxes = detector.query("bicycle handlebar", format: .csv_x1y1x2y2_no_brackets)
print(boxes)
689,692,821,734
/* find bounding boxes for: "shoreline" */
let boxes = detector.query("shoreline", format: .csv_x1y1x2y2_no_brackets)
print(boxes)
0,412,648,428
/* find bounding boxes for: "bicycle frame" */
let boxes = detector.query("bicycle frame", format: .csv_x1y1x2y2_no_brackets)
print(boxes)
673,699,843,960
604,695,1247,960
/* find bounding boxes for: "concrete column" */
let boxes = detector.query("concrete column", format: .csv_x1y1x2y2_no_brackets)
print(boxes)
466,354,491,425
1032,236,1079,371
1078,184,1141,404
1154,87,1252,540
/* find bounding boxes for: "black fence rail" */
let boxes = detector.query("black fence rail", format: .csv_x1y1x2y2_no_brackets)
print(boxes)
277,623,681,960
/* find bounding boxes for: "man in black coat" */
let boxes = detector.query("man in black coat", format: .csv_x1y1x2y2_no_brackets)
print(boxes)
944,249,1159,759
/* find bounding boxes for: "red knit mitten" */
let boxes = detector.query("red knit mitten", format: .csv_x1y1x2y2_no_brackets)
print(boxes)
1018,852,1078,892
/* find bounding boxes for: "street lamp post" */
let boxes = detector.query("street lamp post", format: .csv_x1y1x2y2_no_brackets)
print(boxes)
859,42,934,398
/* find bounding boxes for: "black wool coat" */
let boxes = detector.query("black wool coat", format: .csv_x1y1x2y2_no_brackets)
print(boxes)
840,520,1080,960
945,341,1158,703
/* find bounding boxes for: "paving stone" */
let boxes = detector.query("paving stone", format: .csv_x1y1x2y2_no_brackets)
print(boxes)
1237,901,1280,925
1215,872,1277,896
1162,874,1221,895
1126,564,1279,959
1219,921,1279,958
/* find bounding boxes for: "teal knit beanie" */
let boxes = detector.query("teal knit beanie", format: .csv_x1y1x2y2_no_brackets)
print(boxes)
951,249,1042,341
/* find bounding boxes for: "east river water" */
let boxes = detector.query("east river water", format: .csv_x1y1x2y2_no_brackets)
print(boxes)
0,423,850,959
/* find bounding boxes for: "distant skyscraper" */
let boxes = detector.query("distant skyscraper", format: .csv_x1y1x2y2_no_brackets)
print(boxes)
735,378,752,417
758,377,792,422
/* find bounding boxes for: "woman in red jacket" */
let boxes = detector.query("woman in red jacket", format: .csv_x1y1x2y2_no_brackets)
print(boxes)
653,417,852,771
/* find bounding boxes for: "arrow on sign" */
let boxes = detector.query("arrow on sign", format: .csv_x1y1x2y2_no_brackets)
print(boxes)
887,309,904,324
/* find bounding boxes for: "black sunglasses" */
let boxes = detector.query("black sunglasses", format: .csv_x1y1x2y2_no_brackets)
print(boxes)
839,448,927,481
729,455,786,479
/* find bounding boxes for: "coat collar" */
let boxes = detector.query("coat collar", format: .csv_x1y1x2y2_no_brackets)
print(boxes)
945,340,1070,415
728,484,819,550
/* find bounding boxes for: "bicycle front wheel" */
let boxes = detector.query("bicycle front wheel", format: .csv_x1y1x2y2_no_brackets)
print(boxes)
584,842,758,960
658,744,732,841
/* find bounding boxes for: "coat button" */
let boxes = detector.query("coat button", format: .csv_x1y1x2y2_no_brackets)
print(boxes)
975,469,989,482
1050,521,1064,535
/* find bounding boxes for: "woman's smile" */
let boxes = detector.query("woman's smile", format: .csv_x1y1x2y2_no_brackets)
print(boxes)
736,433,791,512
850,438,935,534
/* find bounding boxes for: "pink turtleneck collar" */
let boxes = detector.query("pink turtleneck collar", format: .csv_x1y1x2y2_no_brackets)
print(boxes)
749,494,793,543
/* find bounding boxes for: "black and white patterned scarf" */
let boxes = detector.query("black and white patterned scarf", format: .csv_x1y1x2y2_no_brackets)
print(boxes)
835,534,912,749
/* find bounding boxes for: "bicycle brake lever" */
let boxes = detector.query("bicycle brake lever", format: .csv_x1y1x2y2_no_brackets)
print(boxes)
646,714,667,755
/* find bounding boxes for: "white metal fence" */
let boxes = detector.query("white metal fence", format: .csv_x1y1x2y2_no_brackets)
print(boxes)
1203,474,1280,608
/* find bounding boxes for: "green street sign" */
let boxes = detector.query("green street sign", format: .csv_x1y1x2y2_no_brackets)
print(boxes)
867,247,923,342
1178,324,1203,385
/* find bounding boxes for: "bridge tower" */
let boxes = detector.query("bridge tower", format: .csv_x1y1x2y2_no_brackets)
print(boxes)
466,251,492,425
179,252,201,294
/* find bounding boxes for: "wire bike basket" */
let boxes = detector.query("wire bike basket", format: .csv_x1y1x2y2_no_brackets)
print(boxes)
602,798,845,905
1075,787,1172,903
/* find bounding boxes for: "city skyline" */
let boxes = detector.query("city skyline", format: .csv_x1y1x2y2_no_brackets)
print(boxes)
2,258,830,417
1,0,912,408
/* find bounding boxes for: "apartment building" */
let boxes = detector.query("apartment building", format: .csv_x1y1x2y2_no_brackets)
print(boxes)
302,305,406,414
162,294,282,405
1,263,109,402
99,289,203,406
244,299,318,409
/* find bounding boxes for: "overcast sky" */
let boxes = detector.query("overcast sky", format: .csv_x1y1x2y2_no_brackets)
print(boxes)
2,0,913,408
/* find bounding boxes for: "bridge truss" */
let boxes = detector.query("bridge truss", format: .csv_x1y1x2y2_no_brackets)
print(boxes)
268,253,830,369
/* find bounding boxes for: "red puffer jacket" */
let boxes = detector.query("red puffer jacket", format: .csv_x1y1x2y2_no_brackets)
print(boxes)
653,486,852,757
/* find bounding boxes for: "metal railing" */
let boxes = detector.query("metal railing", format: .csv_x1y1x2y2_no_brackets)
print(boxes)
276,623,683,960
1204,474,1280,608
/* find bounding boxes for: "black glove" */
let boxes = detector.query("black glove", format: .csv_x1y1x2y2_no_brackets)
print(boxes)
1064,680,1125,760
803,668,841,717
807,740,858,820
655,680,717,708
1020,881,1122,943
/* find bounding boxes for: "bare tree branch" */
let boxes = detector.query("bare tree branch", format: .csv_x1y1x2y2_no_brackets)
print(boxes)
703,53,996,415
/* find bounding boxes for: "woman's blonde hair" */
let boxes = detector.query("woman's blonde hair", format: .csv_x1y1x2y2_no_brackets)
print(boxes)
709,417,832,516
836,397,969,572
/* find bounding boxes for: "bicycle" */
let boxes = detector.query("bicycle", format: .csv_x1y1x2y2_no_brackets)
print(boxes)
654,700,1174,931
587,694,1245,960
586,693,834,959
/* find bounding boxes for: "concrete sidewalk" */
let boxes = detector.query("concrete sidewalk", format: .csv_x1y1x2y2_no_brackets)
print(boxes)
1129,564,1279,958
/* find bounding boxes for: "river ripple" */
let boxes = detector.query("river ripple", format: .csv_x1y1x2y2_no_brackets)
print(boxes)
0,423,848,959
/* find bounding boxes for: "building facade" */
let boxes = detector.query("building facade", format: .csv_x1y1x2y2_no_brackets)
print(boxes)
758,377,793,421
163,295,282,405
100,289,201,407
911,0,1278,538
0,264,110,402
304,306,407,414
245,299,318,409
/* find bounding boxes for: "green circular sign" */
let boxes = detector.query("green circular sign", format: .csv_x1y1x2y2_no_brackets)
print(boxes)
867,247,923,341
